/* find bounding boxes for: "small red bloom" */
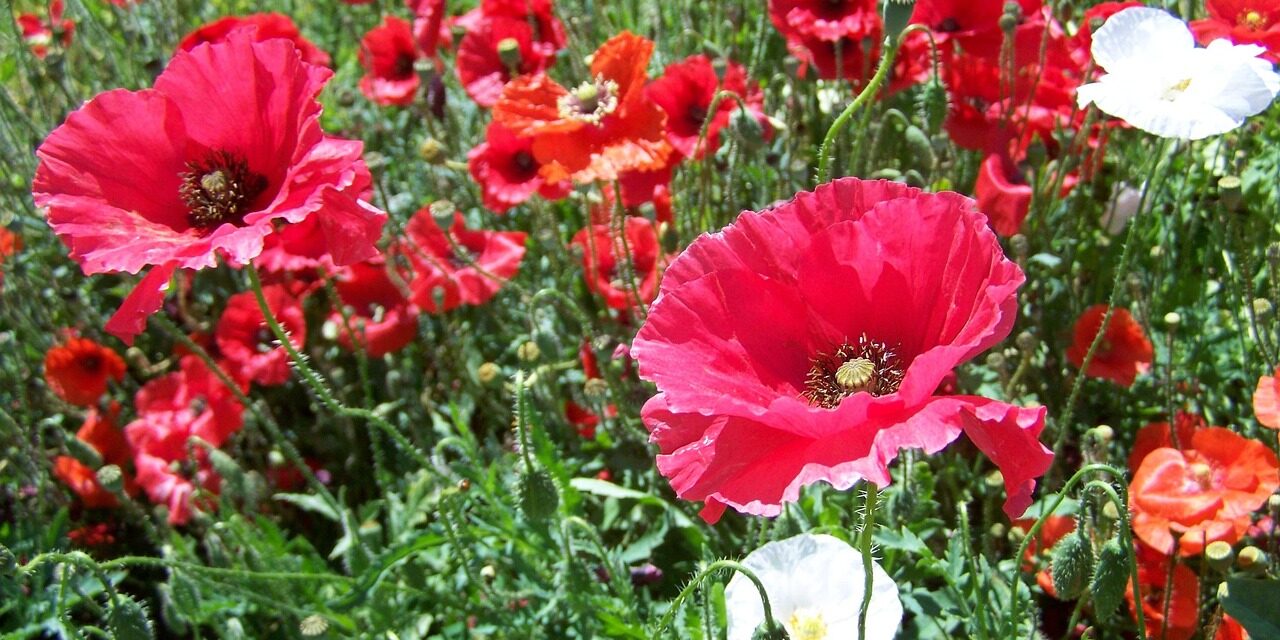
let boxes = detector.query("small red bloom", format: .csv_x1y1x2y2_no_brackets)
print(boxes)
571,216,664,311
406,0,451,56
52,404,136,508
54,457,118,508
769,0,878,42
1065,305,1153,387
0,227,20,286
402,209,527,313
359,16,421,106
67,523,116,548
1130,427,1279,556
1125,543,1202,640
176,13,331,67
215,284,306,387
493,31,672,184
44,336,126,406
331,259,419,357
78,402,132,468
646,55,771,159
17,0,74,59
33,33,385,344
1253,365,1280,429
456,9,563,107
633,178,1051,523
468,123,572,213
1192,0,1280,63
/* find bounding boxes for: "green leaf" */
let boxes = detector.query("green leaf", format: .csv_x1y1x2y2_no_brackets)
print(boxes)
274,493,341,522
1220,578,1280,639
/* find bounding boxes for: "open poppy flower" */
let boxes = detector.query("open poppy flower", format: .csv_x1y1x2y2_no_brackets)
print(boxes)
215,284,307,387
493,31,671,184
1254,365,1280,429
33,33,385,344
1065,305,1153,387
468,123,572,213
1192,0,1280,63
911,0,1047,59
177,13,331,67
632,178,1052,523
52,403,137,508
330,259,419,358
44,336,126,407
17,0,74,59
1127,413,1207,471
1125,542,1202,640
359,16,421,106
406,0,450,57
401,209,527,313
646,55,771,159
0,226,19,284
571,216,664,311
457,15,559,107
1130,427,1279,556
769,0,878,43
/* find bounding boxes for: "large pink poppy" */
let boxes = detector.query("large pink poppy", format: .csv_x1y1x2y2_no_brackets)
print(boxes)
32,32,384,344
632,178,1052,523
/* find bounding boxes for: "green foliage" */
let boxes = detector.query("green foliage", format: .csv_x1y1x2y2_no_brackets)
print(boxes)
1221,578,1280,639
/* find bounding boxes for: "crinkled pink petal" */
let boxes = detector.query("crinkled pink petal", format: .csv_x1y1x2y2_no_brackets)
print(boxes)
105,261,178,344
316,187,386,266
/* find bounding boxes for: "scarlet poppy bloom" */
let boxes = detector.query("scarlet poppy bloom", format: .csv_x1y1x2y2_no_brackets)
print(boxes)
646,55,771,159
493,31,672,184
571,216,664,311
468,123,572,213
1254,365,1280,429
0,227,21,288
1125,542,1202,640
215,284,307,387
33,33,385,344
44,336,126,406
769,0,878,42
53,457,118,509
1192,0,1280,63
632,178,1052,523
401,209,527,313
177,13,331,67
359,16,421,106
974,149,1079,236
52,404,136,508
1127,412,1206,472
78,402,131,469
565,401,617,439
1065,305,1153,387
406,0,450,57
330,259,419,357
1130,427,1279,556
17,0,74,59
456,11,563,107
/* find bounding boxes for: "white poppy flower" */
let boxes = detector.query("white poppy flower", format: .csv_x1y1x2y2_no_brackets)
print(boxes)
724,533,902,640
1076,7,1280,140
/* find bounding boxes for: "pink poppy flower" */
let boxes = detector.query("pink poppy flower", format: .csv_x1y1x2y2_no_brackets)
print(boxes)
176,13,332,67
330,258,419,357
467,122,572,213
215,284,307,386
32,33,385,344
632,178,1052,523
359,16,421,106
401,209,527,313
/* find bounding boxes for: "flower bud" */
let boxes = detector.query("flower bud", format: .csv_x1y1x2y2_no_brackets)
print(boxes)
1051,532,1093,600
1087,424,1114,445
517,340,541,362
418,137,446,165
109,594,154,640
66,437,102,469
477,362,501,384
882,0,917,41
917,79,948,133
1205,541,1234,572
1090,538,1127,619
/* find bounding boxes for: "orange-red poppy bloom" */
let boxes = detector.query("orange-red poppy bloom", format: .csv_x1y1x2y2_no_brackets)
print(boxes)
44,336,126,406
0,227,19,288
493,31,671,184
52,404,135,508
1125,542,1202,640
1130,427,1279,556
1253,364,1280,429
1065,304,1153,387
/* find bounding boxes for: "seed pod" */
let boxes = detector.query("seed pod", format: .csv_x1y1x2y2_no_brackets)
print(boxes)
96,464,124,494
751,623,790,640
917,79,948,133
1089,538,1127,619
519,469,559,521
1050,531,1093,600
1205,541,1234,573
109,595,155,640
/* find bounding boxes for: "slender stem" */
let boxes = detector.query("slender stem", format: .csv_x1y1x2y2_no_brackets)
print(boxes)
858,483,879,640
653,560,778,638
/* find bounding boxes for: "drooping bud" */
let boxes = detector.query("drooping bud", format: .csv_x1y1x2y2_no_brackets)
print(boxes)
1050,532,1093,600
109,594,155,640
1090,538,1127,619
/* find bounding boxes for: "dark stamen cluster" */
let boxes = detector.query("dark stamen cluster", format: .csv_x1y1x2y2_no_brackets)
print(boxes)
180,150,267,230
801,334,906,408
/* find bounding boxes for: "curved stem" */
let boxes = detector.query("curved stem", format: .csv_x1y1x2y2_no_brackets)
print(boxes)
653,560,778,638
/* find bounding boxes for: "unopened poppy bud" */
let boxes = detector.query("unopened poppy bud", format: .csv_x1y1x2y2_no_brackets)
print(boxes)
882,0,916,41
584,377,608,399
1237,546,1266,572
1164,311,1181,327
1088,424,1114,445
66,437,102,468
518,469,559,521
496,37,522,70
1015,331,1037,352
208,448,244,487
729,109,765,151
299,615,328,637
751,624,790,640
419,137,446,164
1218,175,1242,212
517,341,540,362
477,362,501,384
1051,532,1093,600
1253,298,1273,317
429,200,456,229
1010,234,1029,258
917,79,948,133
1090,539,1127,619
986,352,1006,370
998,12,1019,33
96,464,123,494
1205,541,1234,572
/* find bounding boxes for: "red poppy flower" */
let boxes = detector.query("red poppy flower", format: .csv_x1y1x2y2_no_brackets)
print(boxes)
1128,413,1207,472
456,10,563,107
67,523,116,548
53,457,118,508
1125,542,1202,640
974,149,1078,236
17,0,74,59
0,227,19,285
769,0,878,42
33,33,385,344
1011,514,1076,597
401,209,527,313
493,31,672,184
632,178,1052,523
571,216,664,311
646,55,771,159
52,404,137,508
330,259,419,357
566,401,606,439
359,16,421,106
912,0,1048,59
1065,305,1152,387
407,0,450,56
468,123,572,213
44,336,126,406
1130,427,1279,556
1254,365,1280,429
133,452,220,525
78,402,132,468
1192,0,1280,63
215,284,306,387
176,13,331,67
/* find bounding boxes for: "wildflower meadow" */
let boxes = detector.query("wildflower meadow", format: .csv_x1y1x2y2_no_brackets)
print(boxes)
4,0,1280,638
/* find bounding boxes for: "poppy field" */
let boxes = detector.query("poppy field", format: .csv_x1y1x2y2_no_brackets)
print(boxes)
3,0,1280,638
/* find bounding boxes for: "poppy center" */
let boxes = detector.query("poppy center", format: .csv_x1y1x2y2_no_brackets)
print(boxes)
558,75,620,125
1240,10,1267,30
686,103,708,128
1189,462,1214,490
78,353,102,373
254,327,275,353
394,52,416,79
787,609,829,640
937,17,961,33
512,150,538,175
180,151,267,231
1161,77,1193,102
802,334,905,408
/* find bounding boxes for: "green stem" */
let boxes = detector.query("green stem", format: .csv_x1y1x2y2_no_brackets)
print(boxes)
653,560,778,638
858,483,879,640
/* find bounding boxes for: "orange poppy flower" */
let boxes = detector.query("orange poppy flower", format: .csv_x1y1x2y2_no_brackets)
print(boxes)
52,404,137,508
43,336,126,406
1127,412,1206,472
1065,304,1153,387
1130,427,1279,556
1125,542,1202,640
493,31,671,184
1253,364,1280,429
